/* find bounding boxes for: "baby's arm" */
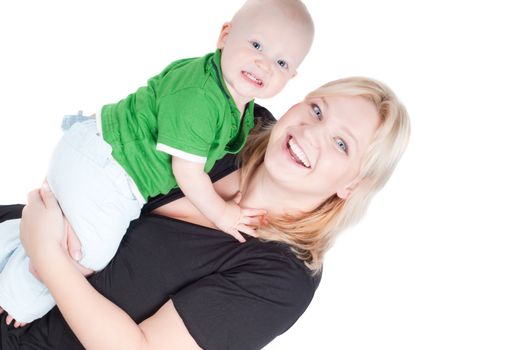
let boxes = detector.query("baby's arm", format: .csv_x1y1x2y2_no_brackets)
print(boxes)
171,156,265,242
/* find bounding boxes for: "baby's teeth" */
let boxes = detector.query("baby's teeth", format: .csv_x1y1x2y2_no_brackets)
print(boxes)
244,72,262,85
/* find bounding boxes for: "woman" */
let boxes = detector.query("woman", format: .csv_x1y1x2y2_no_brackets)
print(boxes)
0,77,409,349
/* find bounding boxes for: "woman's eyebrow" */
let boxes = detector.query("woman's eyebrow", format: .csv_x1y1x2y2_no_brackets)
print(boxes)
320,97,330,115
321,97,359,149
344,126,359,150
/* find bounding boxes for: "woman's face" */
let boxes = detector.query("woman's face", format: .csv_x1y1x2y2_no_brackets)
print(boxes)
264,95,381,201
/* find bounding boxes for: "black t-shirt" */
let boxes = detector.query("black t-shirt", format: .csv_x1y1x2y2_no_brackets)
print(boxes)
0,106,322,350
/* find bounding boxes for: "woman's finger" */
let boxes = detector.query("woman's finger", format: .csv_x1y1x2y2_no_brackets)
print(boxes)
236,224,258,238
65,219,83,261
39,182,60,210
227,227,246,243
239,216,261,227
26,189,44,210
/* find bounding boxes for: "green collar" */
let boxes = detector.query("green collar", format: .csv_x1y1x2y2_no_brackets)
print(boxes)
210,49,254,118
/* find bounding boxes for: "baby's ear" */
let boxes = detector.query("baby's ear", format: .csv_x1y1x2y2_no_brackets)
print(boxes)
217,22,232,49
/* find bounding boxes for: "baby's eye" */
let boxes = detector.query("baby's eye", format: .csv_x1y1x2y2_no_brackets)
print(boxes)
311,104,322,120
277,59,288,69
335,138,348,154
251,41,262,51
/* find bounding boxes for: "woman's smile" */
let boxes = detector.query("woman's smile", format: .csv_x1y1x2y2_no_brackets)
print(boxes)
286,134,312,168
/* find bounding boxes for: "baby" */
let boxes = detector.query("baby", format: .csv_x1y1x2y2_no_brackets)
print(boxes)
0,0,314,325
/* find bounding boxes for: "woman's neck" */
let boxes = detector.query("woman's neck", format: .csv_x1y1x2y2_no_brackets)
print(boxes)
153,165,323,231
239,165,321,217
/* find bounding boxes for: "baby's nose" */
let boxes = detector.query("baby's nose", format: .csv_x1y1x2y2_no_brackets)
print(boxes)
255,58,271,73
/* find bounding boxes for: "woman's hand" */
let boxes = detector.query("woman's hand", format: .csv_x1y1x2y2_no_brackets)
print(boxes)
21,184,94,277
20,184,65,261
28,218,94,279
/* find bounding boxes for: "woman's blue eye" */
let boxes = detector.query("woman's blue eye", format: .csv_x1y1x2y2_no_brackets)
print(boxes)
251,41,262,51
277,59,288,69
311,104,322,120
335,138,348,153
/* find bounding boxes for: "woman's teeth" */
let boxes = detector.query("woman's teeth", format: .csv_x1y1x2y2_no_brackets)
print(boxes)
288,138,311,168
242,71,263,86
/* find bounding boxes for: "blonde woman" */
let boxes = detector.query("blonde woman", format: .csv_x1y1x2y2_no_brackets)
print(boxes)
1,77,410,349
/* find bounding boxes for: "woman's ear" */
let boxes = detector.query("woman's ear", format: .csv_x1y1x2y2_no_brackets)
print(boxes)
336,179,363,199
217,22,232,49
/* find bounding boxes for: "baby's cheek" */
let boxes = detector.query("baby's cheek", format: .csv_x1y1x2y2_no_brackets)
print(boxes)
271,77,289,95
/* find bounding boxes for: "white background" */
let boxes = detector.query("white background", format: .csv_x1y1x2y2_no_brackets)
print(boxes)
1,1,526,349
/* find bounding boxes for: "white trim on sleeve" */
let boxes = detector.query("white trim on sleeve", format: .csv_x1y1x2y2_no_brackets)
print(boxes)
95,108,104,137
156,143,207,163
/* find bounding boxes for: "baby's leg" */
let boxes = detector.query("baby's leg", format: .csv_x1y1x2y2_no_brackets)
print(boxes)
0,219,28,326
0,219,22,271
46,119,143,271
0,219,56,323
0,219,26,324
0,118,142,324
0,217,93,326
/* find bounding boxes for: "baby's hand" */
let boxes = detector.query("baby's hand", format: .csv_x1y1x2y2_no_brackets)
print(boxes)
215,193,267,243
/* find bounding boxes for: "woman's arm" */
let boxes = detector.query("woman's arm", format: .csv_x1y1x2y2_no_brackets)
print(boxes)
20,186,201,350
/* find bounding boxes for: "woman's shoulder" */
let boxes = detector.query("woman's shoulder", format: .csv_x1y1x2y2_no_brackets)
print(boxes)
165,229,321,349
221,236,322,298
0,204,24,223
243,238,319,275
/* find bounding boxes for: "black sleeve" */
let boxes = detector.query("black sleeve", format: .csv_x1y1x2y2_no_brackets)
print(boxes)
0,205,23,223
172,253,320,350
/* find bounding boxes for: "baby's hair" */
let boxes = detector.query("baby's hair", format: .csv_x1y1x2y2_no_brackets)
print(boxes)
231,0,314,40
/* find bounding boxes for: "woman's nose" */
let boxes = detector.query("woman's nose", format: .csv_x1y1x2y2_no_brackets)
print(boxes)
301,124,322,150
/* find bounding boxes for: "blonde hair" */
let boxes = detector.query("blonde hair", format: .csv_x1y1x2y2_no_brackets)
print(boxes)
239,77,411,272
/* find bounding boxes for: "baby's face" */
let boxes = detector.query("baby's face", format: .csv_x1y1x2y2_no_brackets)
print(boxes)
217,11,312,104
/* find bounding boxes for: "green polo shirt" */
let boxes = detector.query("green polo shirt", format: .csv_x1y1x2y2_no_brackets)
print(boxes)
101,50,255,200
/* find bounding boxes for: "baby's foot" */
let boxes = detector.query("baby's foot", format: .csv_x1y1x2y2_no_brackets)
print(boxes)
0,307,28,328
